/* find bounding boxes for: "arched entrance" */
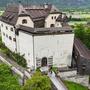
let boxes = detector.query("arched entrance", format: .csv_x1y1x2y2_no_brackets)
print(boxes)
41,57,47,67
50,24,55,27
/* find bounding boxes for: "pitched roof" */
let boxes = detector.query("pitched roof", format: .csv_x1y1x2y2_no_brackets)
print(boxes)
0,4,61,25
56,14,62,22
0,4,19,25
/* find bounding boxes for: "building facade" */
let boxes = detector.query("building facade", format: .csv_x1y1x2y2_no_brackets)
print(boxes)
0,4,74,69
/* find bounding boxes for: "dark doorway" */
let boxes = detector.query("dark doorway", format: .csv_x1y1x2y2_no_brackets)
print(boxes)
41,57,47,67
50,24,55,27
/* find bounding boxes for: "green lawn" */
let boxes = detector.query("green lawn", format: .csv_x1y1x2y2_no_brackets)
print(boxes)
64,81,89,90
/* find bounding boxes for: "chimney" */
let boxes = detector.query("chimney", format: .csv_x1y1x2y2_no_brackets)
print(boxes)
44,3,48,9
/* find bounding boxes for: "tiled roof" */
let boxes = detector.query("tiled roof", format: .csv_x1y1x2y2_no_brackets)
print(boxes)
0,4,19,25
0,4,61,25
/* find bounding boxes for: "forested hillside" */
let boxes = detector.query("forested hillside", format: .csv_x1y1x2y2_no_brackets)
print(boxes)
0,0,90,9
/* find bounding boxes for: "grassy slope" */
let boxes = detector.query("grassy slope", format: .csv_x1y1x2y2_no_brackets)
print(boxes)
64,81,88,90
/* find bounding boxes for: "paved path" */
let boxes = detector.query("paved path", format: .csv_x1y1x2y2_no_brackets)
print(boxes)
48,72,67,90
0,52,31,78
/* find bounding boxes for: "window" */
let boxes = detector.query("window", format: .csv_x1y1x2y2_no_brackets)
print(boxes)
22,19,27,24
6,34,8,38
54,16,56,19
51,16,53,19
13,38,16,42
9,36,12,40
1,24,3,27
50,24,55,27
6,26,8,30
11,28,13,31
3,32,5,36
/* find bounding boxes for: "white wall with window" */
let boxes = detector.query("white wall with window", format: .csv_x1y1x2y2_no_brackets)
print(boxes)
17,30,74,69
45,14,60,28
18,31,34,68
0,21,17,52
34,34,74,68
16,16,34,28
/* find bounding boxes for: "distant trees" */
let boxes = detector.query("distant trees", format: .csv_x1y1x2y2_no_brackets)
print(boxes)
0,64,21,90
75,24,90,49
21,71,52,90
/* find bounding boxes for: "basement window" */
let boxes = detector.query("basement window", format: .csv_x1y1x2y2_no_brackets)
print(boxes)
22,19,27,24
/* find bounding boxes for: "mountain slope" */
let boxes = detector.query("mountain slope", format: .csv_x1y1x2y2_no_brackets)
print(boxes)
0,0,90,8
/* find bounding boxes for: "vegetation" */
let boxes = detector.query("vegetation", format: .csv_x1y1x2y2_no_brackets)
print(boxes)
0,11,3,16
64,81,88,90
75,24,90,49
52,67,58,74
0,37,27,67
0,63,21,90
21,71,52,90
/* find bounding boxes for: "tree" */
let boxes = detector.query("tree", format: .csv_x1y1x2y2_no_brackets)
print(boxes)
0,64,21,90
75,24,85,41
21,71,51,90
75,24,90,49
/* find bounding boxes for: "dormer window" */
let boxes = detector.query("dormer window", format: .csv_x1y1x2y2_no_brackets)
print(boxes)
51,16,53,20
54,16,56,19
22,19,27,24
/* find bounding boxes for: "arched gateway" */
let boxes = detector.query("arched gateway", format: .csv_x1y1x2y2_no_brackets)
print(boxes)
41,57,47,67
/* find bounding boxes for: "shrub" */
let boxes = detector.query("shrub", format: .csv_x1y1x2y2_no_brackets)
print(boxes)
0,36,27,67
21,71,52,90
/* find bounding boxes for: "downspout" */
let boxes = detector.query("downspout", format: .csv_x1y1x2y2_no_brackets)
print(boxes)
14,26,18,53
33,35,35,69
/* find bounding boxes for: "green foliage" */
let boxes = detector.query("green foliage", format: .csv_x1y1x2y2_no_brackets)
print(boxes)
0,36,27,67
0,64,21,90
64,80,88,90
75,24,90,49
21,71,52,90
52,67,58,74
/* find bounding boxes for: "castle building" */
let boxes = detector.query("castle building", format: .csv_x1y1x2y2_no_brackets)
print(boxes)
0,3,74,69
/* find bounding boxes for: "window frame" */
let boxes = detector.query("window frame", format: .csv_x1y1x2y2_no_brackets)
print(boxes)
22,19,27,24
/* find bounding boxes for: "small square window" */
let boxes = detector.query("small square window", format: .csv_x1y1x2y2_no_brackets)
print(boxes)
13,38,16,42
22,19,27,24
6,34,8,38
1,24,3,27
3,32,5,36
11,28,13,31
9,36,12,40
54,16,56,19
52,16,53,19
6,26,8,30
